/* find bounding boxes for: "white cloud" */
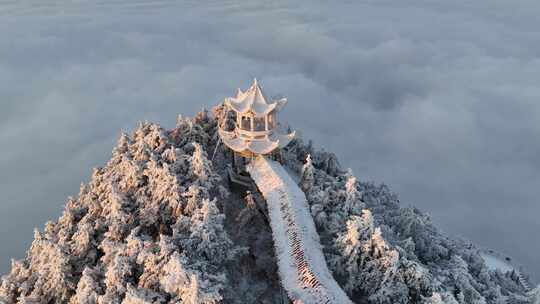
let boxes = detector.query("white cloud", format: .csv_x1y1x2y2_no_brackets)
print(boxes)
1,0,539,282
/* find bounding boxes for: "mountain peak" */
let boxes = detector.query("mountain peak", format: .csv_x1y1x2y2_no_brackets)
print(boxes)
0,107,535,304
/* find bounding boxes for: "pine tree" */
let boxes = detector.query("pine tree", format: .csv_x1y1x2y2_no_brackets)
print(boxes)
183,184,205,216
530,285,540,304
342,169,364,216
186,198,235,264
188,142,220,192
300,154,315,192
334,210,375,292
425,292,459,304
159,252,223,304
69,267,103,304
189,143,211,183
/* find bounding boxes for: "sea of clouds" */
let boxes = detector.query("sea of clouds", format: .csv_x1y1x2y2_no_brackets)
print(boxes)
0,0,539,282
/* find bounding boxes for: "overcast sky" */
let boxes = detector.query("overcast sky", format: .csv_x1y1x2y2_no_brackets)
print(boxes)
0,0,539,282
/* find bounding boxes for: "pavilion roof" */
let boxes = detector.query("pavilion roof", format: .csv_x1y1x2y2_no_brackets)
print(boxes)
224,79,287,116
218,128,295,155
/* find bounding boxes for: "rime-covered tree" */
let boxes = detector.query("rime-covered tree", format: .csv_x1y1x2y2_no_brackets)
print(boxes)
0,109,532,304
300,154,315,192
341,169,364,216
183,198,235,264
530,285,540,304
189,143,211,183
333,210,414,303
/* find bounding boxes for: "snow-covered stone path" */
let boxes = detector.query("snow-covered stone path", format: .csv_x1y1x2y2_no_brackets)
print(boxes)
248,156,352,304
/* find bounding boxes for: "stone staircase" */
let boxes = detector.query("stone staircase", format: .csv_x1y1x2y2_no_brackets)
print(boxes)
248,156,352,304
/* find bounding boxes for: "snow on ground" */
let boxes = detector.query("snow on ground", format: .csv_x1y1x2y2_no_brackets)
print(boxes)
248,156,352,304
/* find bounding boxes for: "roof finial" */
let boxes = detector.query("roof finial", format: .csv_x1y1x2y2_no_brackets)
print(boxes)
253,77,258,87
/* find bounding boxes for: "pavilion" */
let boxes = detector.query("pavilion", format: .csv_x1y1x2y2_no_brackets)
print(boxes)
218,79,295,158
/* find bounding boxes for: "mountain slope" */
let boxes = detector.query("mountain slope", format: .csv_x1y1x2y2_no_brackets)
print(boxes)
0,108,535,304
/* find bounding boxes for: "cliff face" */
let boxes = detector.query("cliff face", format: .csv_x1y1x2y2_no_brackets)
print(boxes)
0,108,533,304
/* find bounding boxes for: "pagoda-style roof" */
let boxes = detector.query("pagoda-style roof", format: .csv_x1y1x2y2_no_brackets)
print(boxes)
225,79,287,116
219,79,295,156
218,129,295,155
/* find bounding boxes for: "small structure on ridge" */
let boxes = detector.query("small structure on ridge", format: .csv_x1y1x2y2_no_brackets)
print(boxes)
218,79,295,158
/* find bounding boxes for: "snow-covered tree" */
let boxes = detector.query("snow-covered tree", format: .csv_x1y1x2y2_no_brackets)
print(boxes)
2,231,76,303
0,110,532,304
69,267,103,304
333,213,372,291
184,198,235,264
160,252,223,304
300,154,315,192
530,285,540,304
332,210,415,303
122,284,166,304
182,184,207,216
189,143,212,183
341,169,364,216
425,292,459,304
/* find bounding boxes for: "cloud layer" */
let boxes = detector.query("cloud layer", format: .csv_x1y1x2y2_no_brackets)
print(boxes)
1,0,539,282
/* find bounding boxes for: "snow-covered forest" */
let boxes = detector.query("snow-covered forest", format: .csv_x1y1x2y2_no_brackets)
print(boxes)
0,108,536,303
